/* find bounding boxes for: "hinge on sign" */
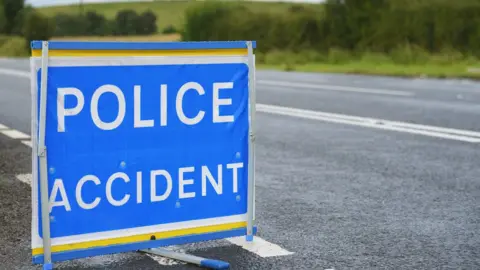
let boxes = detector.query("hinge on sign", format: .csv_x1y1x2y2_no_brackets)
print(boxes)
38,146,46,157
250,132,255,142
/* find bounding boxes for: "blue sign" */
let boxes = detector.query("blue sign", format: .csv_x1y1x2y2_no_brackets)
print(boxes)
30,41,256,265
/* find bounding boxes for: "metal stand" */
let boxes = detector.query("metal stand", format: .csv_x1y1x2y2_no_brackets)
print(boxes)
246,41,256,242
139,248,230,269
38,41,53,270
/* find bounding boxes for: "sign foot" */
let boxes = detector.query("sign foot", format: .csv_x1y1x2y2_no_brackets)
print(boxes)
140,248,230,269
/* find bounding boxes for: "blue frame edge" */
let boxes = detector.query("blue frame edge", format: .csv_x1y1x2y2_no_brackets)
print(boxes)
32,226,258,264
30,41,257,50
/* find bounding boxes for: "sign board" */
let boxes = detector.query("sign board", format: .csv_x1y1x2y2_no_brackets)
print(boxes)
30,40,257,267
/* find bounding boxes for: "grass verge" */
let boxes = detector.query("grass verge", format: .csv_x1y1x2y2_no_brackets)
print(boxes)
1,36,479,80
0,36,29,57
257,49,480,80
259,62,480,80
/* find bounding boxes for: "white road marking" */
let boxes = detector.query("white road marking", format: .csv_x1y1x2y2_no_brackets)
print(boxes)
258,104,480,143
259,80,414,97
15,173,32,185
22,140,32,147
0,68,30,78
0,123,7,129
1,129,30,139
227,236,294,257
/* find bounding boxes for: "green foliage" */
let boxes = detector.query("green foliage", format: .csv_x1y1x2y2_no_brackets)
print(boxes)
0,3,6,34
182,0,480,57
114,9,157,36
52,9,157,37
53,13,88,36
2,0,25,34
85,11,111,36
327,48,352,64
181,2,237,42
389,44,430,65
23,11,54,48
136,10,157,35
113,9,138,35
162,25,177,34
0,35,28,56
10,4,34,35
0,34,9,46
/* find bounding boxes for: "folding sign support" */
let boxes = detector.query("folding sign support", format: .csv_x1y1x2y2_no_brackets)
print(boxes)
246,40,256,241
38,41,53,270
139,248,230,269
31,40,257,270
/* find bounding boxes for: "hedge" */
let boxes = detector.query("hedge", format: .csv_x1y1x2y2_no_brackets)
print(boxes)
182,0,480,56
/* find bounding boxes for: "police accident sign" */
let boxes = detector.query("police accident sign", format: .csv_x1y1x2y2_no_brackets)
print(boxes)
30,41,257,263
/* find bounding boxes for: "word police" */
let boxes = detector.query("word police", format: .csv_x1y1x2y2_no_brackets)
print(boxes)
57,81,236,132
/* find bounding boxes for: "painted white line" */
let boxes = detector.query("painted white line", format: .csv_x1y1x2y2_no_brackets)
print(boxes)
0,68,30,78
259,104,480,138
22,140,32,147
257,104,480,143
227,236,294,258
259,80,414,97
15,173,32,185
1,129,30,139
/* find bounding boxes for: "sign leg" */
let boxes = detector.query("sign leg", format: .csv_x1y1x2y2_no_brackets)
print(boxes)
246,40,256,242
38,41,53,268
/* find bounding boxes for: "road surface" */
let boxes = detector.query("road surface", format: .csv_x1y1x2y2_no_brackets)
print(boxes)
0,58,479,269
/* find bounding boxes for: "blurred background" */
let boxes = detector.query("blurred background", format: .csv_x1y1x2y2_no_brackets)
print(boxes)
1,0,479,79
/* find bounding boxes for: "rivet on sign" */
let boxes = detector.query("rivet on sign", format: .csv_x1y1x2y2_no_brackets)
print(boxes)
49,167,55,174
236,195,241,201
175,201,181,208
120,161,126,169
236,152,241,158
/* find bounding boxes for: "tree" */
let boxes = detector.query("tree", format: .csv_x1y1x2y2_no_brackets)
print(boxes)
23,11,54,49
136,10,157,35
11,4,33,35
0,3,6,34
2,0,25,34
114,9,138,36
85,11,109,36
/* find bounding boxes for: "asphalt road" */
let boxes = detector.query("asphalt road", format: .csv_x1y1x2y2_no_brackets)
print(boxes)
0,58,479,269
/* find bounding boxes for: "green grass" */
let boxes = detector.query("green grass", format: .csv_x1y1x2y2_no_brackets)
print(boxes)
259,62,480,80
38,0,320,31
0,36,29,57
256,49,480,79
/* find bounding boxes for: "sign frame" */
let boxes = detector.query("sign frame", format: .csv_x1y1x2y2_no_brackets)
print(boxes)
30,40,257,269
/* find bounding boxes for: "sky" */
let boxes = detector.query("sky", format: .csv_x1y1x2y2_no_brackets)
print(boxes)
26,0,323,8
